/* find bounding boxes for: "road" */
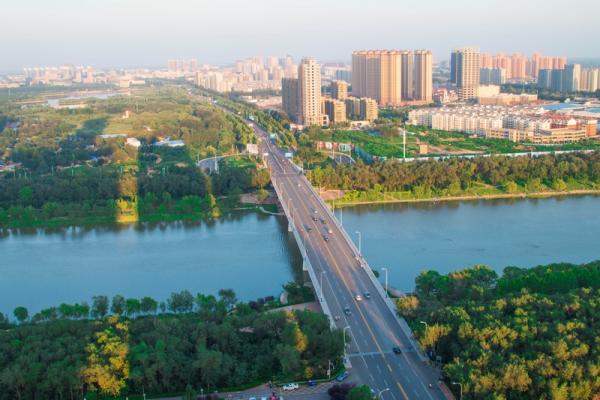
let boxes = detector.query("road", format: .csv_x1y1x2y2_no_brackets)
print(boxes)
252,124,449,400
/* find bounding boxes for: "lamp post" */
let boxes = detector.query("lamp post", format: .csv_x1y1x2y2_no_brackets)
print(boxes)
355,231,362,256
452,382,462,400
381,267,389,297
420,320,428,330
378,388,390,399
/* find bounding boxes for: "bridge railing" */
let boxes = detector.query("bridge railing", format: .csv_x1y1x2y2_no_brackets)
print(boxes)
291,161,429,362
271,174,337,330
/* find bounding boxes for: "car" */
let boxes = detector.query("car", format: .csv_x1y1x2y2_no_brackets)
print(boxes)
313,209,318,214
312,216,318,222
344,306,351,316
282,383,299,391
320,218,326,224
323,235,329,242
249,397,256,400
305,225,312,232
335,371,350,382
328,228,333,234
355,294,362,301
364,291,371,299
307,380,318,386
393,346,402,354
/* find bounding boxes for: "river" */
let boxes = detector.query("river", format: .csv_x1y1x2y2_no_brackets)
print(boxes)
1,196,600,314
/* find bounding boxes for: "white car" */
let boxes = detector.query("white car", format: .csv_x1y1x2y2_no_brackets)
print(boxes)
355,294,363,302
282,383,299,391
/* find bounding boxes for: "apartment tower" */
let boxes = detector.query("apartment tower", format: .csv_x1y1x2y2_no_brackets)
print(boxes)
455,48,481,100
298,57,325,126
401,51,414,100
352,50,402,106
282,77,299,121
414,50,433,102
331,80,348,100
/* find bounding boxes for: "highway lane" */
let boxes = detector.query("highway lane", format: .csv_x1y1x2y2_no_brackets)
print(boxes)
251,123,448,400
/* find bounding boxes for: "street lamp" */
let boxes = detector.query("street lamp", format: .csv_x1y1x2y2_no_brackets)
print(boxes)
320,271,326,301
452,382,462,400
355,231,362,256
378,388,390,399
420,320,428,330
381,268,389,298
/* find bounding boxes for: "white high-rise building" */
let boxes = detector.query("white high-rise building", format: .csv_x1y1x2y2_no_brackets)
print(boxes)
298,57,325,126
455,48,480,100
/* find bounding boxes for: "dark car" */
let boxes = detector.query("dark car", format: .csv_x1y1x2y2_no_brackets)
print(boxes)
323,235,329,242
393,346,402,355
344,306,351,316
335,371,350,382
312,216,318,222
305,225,312,232
307,380,318,387
364,292,371,299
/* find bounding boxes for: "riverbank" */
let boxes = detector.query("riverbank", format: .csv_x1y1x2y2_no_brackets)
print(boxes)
326,188,600,207
0,197,280,230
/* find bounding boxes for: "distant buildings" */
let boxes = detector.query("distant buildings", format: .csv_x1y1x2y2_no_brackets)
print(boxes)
408,104,597,144
167,59,198,74
331,80,348,100
537,64,600,93
480,67,506,85
359,98,378,121
478,52,566,80
323,99,347,124
282,77,299,120
282,58,327,126
452,48,480,100
351,49,433,106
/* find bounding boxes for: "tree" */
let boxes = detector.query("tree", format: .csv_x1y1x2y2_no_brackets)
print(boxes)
183,384,197,400
218,288,237,311
348,385,373,400
328,383,354,400
167,290,194,313
126,298,141,317
111,294,125,315
91,295,109,319
13,306,28,323
140,296,158,314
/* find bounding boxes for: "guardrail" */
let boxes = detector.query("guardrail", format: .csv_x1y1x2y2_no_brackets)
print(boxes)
290,160,429,363
271,175,336,330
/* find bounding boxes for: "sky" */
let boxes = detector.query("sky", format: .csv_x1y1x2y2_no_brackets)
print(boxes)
1,0,598,73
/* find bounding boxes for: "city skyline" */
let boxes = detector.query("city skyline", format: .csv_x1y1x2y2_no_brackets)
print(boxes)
2,0,599,73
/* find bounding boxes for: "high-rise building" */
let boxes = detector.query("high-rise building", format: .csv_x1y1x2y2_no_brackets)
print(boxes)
352,50,402,106
298,57,325,126
480,68,506,85
581,68,599,92
401,51,414,100
454,48,480,100
282,78,299,121
414,50,433,102
564,64,582,93
450,51,459,84
331,80,348,100
360,98,378,121
324,99,347,124
345,97,361,119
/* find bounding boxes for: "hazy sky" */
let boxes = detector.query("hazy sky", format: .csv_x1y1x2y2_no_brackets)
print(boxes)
1,0,598,73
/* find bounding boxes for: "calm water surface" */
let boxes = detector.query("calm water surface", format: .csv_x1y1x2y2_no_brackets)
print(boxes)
340,195,600,292
2,196,600,313
0,212,302,314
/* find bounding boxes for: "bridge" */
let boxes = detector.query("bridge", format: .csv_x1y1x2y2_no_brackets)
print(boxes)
251,123,450,400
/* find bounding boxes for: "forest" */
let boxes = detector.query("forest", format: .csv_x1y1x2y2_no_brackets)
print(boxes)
306,151,600,201
398,260,600,399
0,290,344,399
